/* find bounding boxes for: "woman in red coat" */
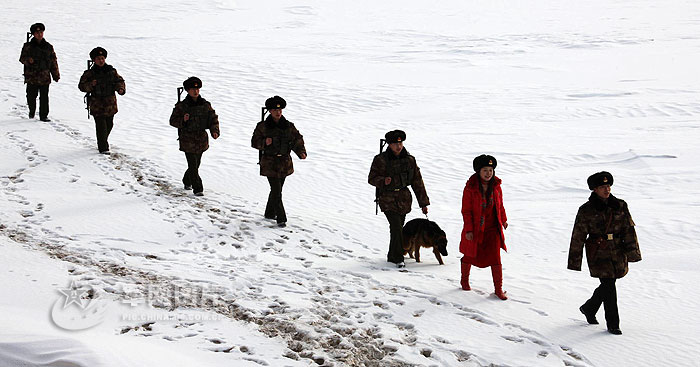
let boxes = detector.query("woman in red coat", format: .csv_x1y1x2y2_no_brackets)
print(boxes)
459,154,509,300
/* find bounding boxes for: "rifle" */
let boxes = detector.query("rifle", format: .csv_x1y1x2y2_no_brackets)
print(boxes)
26,32,32,43
375,138,387,215
83,60,94,119
177,87,184,102
258,107,267,165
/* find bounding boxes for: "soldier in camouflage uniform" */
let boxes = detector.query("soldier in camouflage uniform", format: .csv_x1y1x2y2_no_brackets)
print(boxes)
568,171,642,335
19,23,60,121
169,77,220,196
368,130,430,268
78,47,126,154
251,96,307,227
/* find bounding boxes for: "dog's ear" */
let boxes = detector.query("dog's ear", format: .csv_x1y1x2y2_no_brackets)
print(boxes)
439,241,449,256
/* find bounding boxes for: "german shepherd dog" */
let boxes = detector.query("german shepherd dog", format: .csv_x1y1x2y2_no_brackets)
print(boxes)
402,218,448,265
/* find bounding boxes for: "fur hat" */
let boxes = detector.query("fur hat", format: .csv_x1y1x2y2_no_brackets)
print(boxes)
587,171,613,190
90,47,108,60
265,96,286,110
473,154,497,172
183,76,202,90
30,23,45,33
384,130,406,144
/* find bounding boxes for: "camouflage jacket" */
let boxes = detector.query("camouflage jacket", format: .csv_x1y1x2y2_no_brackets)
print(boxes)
169,95,220,153
19,38,60,85
251,116,306,178
568,193,641,278
78,64,126,117
368,148,430,215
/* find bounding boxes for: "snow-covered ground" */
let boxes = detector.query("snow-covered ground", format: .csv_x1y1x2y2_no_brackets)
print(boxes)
2,0,700,365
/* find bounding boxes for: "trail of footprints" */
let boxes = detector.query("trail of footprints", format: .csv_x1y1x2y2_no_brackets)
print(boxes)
1,119,415,365
2,131,53,232
0,115,591,366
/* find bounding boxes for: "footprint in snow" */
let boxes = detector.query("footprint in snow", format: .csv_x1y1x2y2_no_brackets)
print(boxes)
502,335,524,343
460,313,498,326
433,335,451,344
560,345,589,363
373,312,392,320
509,298,531,305
522,335,549,347
530,307,548,316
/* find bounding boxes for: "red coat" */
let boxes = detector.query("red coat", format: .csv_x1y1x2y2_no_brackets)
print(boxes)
459,174,508,257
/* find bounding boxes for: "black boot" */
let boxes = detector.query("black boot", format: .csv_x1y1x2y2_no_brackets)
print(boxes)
579,305,599,324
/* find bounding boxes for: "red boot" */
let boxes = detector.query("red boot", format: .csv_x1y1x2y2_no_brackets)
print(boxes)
460,258,471,291
491,264,508,300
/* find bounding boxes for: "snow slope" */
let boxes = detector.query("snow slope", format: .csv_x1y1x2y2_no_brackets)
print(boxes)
2,0,700,365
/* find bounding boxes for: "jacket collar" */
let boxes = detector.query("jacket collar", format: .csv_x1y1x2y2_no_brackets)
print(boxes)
184,95,207,106
588,192,621,211
91,63,114,73
384,147,409,160
466,173,501,190
264,115,289,129
31,38,49,48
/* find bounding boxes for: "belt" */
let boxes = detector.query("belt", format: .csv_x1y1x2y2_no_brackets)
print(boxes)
389,187,408,192
605,233,624,241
